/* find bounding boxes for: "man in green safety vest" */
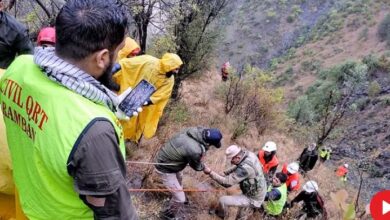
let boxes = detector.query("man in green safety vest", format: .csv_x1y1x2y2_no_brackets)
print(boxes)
262,172,288,218
319,146,332,163
0,0,138,219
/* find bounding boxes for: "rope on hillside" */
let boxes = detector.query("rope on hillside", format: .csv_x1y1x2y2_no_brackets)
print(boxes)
126,161,182,166
128,188,240,193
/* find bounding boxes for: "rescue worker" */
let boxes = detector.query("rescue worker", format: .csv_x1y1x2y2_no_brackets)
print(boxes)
258,141,279,182
221,61,230,81
0,0,33,68
117,37,141,60
37,27,56,47
155,127,223,219
288,181,325,219
0,0,138,219
281,162,301,192
204,145,267,220
319,146,332,163
298,143,319,173
113,53,183,143
336,163,349,182
109,37,141,91
262,172,288,218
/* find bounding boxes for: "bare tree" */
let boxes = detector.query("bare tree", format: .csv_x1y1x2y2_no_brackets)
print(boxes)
315,63,367,145
122,0,161,53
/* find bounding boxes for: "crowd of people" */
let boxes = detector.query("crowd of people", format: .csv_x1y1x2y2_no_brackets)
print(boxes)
0,0,350,219
155,132,340,220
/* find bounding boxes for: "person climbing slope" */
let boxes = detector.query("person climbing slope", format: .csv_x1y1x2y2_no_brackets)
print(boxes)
155,127,223,219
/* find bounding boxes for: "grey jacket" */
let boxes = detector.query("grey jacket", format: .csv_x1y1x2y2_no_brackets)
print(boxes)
155,127,209,173
209,150,267,207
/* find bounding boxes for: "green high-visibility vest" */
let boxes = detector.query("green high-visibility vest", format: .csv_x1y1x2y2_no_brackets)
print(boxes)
264,183,287,216
320,149,330,160
0,55,125,220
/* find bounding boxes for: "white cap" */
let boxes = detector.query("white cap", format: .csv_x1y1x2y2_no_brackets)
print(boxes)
303,181,319,193
262,141,277,152
287,162,299,174
225,145,241,159
344,164,349,168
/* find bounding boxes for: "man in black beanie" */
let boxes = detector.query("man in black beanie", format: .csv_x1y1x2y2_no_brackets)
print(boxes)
155,127,223,219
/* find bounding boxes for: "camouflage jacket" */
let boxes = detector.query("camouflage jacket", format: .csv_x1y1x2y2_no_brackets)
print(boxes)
209,150,267,207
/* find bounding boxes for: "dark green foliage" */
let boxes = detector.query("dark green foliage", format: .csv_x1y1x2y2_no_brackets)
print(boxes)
378,13,390,46
288,61,368,143
287,95,314,124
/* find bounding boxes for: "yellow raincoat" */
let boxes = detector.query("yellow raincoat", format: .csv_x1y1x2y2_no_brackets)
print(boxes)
116,37,141,61
113,53,183,142
0,69,27,220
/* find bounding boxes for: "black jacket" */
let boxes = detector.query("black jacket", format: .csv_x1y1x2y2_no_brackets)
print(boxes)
298,147,318,172
0,12,33,69
291,191,324,217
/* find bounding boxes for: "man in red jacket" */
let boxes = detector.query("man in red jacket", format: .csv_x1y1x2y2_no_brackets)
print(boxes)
282,162,301,192
335,163,349,182
258,141,279,182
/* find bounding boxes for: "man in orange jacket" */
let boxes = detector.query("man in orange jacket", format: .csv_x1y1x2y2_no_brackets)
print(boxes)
336,163,349,182
282,162,301,192
258,141,279,182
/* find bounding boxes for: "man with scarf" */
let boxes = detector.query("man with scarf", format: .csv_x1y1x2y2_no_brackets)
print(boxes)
0,0,138,219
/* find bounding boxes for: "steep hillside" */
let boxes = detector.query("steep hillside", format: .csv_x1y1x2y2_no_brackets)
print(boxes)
217,0,336,68
126,71,367,219
127,0,389,218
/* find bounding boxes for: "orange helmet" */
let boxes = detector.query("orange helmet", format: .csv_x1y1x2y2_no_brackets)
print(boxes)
37,27,56,46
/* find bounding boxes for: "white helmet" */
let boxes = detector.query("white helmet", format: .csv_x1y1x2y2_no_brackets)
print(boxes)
344,164,349,168
226,145,241,159
303,181,319,193
287,162,299,174
262,141,277,152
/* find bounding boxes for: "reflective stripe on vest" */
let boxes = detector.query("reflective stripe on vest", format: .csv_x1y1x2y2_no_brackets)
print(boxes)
0,55,125,220
264,184,287,216
258,150,279,173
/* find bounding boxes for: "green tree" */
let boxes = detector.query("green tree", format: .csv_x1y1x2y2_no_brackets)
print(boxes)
368,81,381,97
287,95,314,125
123,0,161,52
149,0,229,99
289,61,368,145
